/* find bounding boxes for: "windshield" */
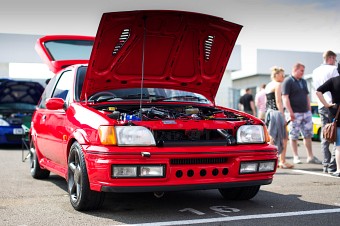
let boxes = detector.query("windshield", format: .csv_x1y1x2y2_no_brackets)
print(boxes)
88,88,211,104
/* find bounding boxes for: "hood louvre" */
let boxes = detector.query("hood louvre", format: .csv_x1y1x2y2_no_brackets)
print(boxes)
204,35,215,61
112,28,130,55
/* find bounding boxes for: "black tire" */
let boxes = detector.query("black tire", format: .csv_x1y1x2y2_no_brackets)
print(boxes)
219,185,260,200
67,142,105,211
30,140,50,179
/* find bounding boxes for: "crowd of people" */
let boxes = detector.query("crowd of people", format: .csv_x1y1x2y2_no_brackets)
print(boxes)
238,50,340,176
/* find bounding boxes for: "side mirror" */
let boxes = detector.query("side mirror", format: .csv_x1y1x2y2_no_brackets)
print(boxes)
46,98,66,110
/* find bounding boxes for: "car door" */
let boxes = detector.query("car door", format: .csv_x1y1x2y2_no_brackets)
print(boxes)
36,70,74,166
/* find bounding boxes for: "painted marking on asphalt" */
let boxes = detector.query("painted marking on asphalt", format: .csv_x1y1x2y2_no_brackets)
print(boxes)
292,169,340,178
119,208,340,226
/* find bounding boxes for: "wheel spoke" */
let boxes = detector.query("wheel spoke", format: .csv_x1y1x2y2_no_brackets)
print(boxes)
76,183,81,199
29,148,35,169
70,179,76,194
69,162,76,173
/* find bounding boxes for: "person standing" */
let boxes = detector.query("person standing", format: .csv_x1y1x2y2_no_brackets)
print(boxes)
316,76,340,177
255,84,267,121
265,67,293,168
238,88,256,116
282,63,321,164
312,50,339,173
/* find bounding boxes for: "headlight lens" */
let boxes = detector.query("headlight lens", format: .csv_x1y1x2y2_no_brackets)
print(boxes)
113,166,137,177
237,125,265,143
240,160,276,174
240,162,258,174
139,166,164,177
112,165,165,178
0,119,10,126
115,126,156,146
258,161,276,172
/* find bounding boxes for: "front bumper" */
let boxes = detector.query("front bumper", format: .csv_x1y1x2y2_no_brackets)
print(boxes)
82,144,278,192
0,126,24,144
101,179,272,193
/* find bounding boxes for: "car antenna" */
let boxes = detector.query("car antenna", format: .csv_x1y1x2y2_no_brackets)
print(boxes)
139,15,147,121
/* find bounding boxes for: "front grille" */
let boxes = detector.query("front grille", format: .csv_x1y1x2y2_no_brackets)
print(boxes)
153,129,235,147
153,129,233,141
6,134,22,142
170,157,228,165
8,118,22,125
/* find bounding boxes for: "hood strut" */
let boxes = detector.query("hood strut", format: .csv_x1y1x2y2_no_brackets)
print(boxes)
139,15,147,121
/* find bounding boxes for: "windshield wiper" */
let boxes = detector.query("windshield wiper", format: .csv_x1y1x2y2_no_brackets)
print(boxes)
92,97,120,103
121,94,166,100
152,95,208,102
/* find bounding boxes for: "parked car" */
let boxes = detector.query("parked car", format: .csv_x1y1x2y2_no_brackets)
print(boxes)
311,102,322,141
29,10,278,211
0,79,44,145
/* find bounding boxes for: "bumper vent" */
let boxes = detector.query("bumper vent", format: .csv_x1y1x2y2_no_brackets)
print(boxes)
170,157,227,165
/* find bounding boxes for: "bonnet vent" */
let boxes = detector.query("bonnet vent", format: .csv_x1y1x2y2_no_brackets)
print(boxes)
204,35,215,61
112,28,130,55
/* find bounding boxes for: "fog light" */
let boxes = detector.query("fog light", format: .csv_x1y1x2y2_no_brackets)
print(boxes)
112,166,137,177
259,161,276,172
240,162,258,174
139,166,164,177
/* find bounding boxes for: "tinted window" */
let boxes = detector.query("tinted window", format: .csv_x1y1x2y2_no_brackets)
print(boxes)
44,40,93,61
52,70,74,101
311,105,319,116
75,66,87,101
38,76,57,109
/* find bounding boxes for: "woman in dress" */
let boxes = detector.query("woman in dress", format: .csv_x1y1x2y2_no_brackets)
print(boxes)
265,66,294,168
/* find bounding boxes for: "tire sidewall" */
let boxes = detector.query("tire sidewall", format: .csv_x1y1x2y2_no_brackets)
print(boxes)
68,142,90,210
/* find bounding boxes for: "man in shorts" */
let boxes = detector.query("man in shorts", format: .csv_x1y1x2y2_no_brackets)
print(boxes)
282,63,322,164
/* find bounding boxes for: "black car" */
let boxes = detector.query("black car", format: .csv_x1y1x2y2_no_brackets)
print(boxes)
0,79,44,145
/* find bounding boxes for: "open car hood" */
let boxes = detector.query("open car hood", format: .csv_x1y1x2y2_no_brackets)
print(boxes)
83,10,242,102
0,79,44,105
35,10,242,102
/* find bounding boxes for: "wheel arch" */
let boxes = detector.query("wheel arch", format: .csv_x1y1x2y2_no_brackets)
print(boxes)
65,130,89,180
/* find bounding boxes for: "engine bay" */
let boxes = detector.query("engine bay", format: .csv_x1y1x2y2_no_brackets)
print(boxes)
93,104,256,146
97,104,249,122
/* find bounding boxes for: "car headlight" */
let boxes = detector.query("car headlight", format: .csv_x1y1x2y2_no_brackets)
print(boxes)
112,165,165,178
237,125,265,144
115,126,156,146
240,160,276,174
0,119,10,126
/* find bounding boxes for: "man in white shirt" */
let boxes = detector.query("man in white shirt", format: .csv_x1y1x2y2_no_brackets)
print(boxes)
312,50,339,173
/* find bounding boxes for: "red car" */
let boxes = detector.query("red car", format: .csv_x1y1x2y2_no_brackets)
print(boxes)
29,10,277,211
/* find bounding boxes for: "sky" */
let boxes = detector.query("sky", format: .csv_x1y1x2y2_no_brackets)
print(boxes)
0,0,340,53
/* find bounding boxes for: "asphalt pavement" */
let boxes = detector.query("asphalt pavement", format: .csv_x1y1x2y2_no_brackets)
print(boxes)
1,140,340,226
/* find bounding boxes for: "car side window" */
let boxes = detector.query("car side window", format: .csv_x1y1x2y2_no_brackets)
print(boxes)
75,66,87,101
38,75,58,109
52,70,74,102
311,106,319,117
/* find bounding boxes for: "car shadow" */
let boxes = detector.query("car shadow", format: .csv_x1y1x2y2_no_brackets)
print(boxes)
0,144,22,150
78,189,340,225
40,168,340,225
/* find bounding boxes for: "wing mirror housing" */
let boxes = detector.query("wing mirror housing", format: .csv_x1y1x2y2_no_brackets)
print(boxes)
46,98,66,110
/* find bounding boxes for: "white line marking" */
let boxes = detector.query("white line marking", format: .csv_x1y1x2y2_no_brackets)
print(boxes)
117,208,340,226
292,169,340,178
